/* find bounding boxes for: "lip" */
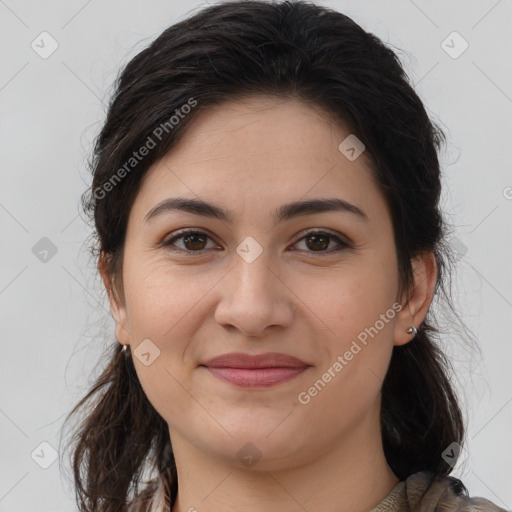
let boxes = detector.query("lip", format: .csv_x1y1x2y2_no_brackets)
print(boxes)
200,352,311,388
202,351,309,368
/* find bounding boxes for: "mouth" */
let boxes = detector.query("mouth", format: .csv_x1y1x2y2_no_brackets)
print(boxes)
200,352,311,388
203,366,309,388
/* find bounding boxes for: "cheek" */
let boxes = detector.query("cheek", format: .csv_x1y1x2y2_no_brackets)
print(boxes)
122,258,210,420
298,258,398,337
297,255,399,389
295,268,398,426
123,255,216,341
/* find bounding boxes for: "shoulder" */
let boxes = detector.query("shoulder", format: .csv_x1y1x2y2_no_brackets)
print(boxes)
404,471,509,512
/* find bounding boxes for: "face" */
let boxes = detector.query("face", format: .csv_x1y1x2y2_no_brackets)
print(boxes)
105,96,430,471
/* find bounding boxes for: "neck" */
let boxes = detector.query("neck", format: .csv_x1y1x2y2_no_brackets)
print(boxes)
169,408,399,512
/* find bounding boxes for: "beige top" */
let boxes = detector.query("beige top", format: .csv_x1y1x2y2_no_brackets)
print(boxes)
369,471,509,512
371,481,408,512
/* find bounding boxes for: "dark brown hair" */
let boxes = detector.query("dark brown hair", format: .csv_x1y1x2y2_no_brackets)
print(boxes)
62,1,468,510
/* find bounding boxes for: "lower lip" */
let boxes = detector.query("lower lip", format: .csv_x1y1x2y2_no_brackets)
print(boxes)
204,366,308,388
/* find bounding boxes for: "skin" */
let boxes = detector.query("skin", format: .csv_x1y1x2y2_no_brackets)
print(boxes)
100,96,437,512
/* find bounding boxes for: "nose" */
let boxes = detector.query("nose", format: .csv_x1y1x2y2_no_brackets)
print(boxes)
214,249,294,337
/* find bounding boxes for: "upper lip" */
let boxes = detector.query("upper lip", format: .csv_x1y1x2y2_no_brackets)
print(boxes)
201,352,309,369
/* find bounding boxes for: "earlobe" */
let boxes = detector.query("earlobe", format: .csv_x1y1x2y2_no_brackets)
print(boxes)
98,254,131,347
393,251,437,347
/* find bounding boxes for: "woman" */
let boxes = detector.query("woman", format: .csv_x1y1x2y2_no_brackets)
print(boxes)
62,1,508,511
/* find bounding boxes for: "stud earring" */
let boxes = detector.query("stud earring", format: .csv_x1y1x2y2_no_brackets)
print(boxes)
406,326,418,336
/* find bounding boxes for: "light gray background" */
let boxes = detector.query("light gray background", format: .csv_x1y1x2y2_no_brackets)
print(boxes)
1,1,511,510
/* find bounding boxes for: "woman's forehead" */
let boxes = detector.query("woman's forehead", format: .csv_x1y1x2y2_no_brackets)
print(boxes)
125,105,388,239
135,97,373,199
155,97,342,158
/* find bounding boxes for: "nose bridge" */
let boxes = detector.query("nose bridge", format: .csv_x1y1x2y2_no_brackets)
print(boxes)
228,239,279,305
214,239,293,335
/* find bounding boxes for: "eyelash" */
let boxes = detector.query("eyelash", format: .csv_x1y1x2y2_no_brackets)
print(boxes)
161,228,350,256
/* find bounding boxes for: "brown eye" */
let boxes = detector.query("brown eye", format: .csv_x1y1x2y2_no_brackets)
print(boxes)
163,230,216,252
305,233,330,251
293,230,349,254
163,229,349,256
182,232,207,250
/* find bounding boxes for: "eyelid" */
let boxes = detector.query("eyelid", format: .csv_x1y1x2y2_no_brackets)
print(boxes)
295,228,351,246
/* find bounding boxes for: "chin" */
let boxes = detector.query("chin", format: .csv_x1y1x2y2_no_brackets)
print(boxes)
195,422,312,469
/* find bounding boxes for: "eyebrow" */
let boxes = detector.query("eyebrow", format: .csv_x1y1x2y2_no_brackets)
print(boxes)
144,196,369,224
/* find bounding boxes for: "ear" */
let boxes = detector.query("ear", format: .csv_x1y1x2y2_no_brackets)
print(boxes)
98,253,131,347
393,251,437,346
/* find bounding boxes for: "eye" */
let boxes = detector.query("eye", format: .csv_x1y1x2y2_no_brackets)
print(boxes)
162,228,350,255
291,230,350,254
162,229,218,252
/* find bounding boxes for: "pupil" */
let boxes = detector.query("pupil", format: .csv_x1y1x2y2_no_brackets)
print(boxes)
306,234,328,251
185,234,206,250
